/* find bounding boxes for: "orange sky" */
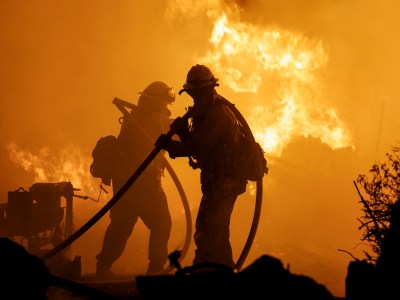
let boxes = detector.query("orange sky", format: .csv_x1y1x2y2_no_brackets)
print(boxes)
1,1,400,297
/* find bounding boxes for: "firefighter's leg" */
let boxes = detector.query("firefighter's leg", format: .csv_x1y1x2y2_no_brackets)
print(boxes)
193,186,237,269
96,206,138,279
140,188,172,275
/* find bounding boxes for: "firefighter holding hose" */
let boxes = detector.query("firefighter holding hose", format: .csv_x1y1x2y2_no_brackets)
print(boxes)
96,81,175,279
155,65,250,270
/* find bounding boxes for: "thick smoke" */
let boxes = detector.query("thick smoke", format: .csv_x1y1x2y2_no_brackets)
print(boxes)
1,1,400,297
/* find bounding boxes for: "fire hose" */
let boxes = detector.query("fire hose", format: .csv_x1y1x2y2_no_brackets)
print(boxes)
40,106,194,262
41,112,190,261
41,97,265,273
112,97,192,274
221,98,267,272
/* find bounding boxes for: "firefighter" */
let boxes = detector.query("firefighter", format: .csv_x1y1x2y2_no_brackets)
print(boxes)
156,65,248,270
96,81,175,279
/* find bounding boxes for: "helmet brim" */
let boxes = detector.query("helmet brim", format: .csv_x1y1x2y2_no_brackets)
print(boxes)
138,88,175,103
183,78,219,90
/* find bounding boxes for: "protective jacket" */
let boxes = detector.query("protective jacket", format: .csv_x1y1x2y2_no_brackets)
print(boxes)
96,99,172,276
168,92,248,268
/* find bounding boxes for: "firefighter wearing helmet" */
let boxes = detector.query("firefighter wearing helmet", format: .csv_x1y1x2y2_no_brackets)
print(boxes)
96,81,175,279
182,64,219,90
156,65,248,270
139,81,175,105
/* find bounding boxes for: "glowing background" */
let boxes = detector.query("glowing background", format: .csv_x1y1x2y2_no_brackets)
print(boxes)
1,1,400,297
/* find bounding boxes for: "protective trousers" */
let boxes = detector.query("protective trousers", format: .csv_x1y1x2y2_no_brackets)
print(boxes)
193,177,241,269
96,180,171,276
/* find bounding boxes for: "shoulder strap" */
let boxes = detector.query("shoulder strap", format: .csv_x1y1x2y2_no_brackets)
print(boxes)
215,95,256,143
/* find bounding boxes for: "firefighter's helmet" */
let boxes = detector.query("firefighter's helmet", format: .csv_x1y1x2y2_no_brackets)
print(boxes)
138,81,175,104
183,64,219,90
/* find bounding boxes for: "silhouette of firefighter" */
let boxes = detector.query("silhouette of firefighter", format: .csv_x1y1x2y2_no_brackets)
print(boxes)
156,65,251,270
95,81,175,279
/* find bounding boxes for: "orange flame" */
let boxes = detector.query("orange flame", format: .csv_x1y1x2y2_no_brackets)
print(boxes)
201,14,352,156
6,142,101,196
166,1,354,157
201,14,354,157
202,13,329,93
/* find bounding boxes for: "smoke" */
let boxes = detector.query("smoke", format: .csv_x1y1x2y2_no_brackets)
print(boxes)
1,0,400,297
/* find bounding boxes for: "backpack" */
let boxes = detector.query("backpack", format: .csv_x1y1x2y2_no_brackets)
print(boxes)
218,97,268,182
90,135,119,186
236,135,268,182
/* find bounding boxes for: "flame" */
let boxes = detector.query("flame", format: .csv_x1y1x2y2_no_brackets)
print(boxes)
202,13,329,93
6,142,100,195
166,0,354,157
248,97,354,157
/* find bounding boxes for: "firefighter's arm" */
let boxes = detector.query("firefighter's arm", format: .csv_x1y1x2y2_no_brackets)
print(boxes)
155,134,188,159
184,104,232,152
170,116,190,141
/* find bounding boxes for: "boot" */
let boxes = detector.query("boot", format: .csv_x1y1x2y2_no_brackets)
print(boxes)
96,262,115,281
146,261,165,275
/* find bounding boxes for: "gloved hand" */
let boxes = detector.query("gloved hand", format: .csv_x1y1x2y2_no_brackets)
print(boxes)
155,134,172,150
170,117,188,132
171,117,190,141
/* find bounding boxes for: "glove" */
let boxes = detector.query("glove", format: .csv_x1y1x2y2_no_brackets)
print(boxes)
170,117,190,141
170,117,188,132
155,134,172,150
